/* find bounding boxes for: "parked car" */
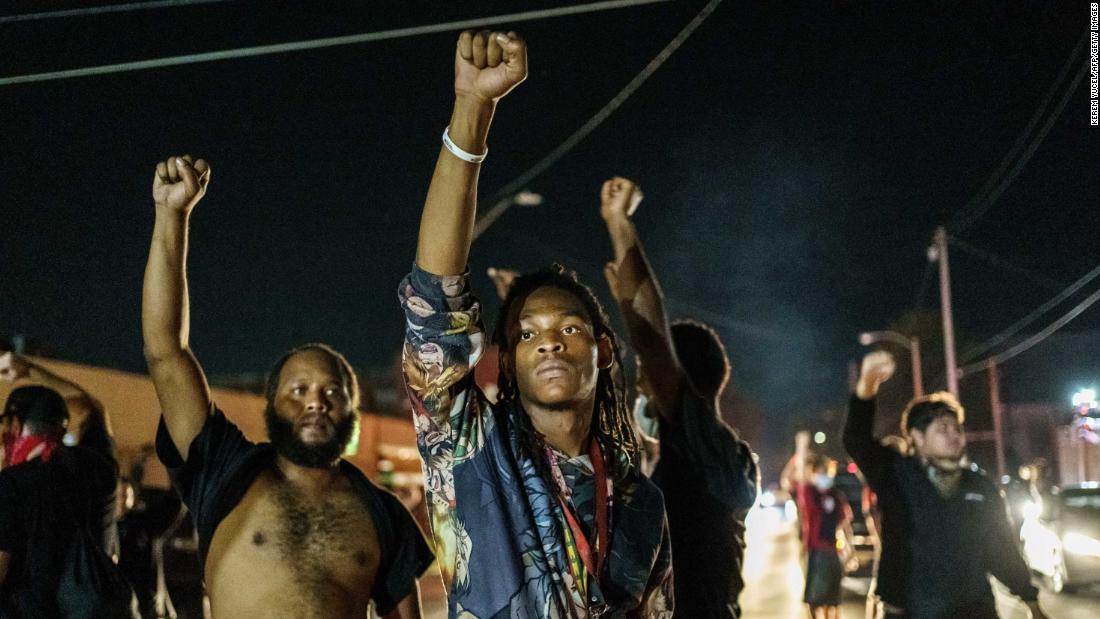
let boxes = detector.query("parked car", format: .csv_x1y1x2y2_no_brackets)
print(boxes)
1020,483,1100,592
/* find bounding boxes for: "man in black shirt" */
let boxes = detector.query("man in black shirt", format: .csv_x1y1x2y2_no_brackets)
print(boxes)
0,385,119,618
844,351,1048,619
600,177,759,617
143,155,433,618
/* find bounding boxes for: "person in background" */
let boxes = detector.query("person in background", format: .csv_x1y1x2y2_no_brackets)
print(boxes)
792,431,852,619
0,385,121,617
845,351,1048,619
599,176,758,617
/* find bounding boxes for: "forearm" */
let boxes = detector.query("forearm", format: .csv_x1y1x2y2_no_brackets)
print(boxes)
142,209,191,361
21,361,88,401
415,96,496,276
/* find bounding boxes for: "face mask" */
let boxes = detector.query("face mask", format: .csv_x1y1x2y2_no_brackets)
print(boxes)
633,395,659,439
813,473,834,491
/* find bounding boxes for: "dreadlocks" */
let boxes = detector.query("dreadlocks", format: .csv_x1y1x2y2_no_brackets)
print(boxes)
491,264,640,490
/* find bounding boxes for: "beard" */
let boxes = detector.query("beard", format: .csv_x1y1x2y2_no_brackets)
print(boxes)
264,406,355,469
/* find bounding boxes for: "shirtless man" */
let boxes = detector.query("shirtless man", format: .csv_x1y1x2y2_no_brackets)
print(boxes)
143,155,433,618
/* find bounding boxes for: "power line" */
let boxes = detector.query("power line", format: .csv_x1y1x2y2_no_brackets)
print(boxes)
957,285,1100,377
0,0,232,24
489,0,726,202
0,0,672,86
958,261,1100,364
949,29,1088,235
949,236,1067,291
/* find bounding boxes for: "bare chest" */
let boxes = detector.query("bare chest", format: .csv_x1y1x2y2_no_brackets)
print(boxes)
205,469,382,613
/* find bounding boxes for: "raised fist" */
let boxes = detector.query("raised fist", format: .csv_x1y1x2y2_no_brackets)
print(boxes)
153,155,210,212
600,177,643,221
0,352,30,383
856,350,896,400
455,31,527,103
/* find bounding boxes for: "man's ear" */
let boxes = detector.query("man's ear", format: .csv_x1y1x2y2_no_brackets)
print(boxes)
908,428,924,451
596,335,614,370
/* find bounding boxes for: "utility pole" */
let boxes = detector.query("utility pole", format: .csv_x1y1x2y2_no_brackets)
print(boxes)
987,359,1006,479
930,227,959,396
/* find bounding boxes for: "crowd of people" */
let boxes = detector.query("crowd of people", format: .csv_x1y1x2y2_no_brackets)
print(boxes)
0,29,1052,619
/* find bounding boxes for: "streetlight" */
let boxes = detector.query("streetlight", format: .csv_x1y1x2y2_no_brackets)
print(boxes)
858,330,924,398
472,190,544,240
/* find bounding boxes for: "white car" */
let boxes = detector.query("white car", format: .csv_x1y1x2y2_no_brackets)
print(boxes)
1019,483,1100,593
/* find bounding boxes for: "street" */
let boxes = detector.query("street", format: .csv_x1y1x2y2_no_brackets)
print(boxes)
418,503,1100,618
740,505,1100,619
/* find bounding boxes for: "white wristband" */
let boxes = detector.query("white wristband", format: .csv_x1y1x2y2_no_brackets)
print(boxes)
442,127,487,164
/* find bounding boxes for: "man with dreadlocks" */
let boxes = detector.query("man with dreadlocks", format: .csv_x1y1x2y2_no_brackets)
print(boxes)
399,30,673,618
599,177,758,618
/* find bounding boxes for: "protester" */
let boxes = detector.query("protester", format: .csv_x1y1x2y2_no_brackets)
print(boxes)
400,30,673,617
0,351,116,461
844,351,1049,619
599,176,758,617
143,154,433,618
792,431,852,619
0,385,125,617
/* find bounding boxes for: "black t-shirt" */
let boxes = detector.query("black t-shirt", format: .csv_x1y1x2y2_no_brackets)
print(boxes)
651,387,759,619
0,446,118,619
154,410,434,615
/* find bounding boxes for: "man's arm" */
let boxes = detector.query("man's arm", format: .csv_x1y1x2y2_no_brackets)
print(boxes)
414,30,526,276
842,351,897,489
986,489,1047,618
142,155,213,458
600,178,682,418
0,352,91,403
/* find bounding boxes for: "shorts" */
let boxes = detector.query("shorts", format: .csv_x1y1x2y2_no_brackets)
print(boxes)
803,550,843,607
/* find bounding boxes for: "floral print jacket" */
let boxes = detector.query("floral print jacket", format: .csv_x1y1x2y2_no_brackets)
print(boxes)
399,265,673,618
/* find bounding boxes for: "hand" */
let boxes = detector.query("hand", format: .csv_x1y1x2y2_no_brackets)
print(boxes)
455,31,527,104
856,350,896,400
0,352,30,383
487,267,519,301
153,155,210,212
600,177,643,221
795,430,811,450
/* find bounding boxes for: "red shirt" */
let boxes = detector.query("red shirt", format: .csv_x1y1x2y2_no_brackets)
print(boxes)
796,482,851,553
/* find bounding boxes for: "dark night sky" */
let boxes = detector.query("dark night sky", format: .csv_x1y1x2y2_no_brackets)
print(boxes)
2,0,1098,445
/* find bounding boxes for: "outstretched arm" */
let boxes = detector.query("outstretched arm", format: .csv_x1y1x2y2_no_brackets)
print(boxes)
600,178,681,417
142,155,213,458
414,30,527,276
842,351,897,489
0,352,92,403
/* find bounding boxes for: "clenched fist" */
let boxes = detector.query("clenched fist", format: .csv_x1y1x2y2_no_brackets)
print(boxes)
153,155,210,212
455,31,527,104
856,350,896,400
600,177,643,221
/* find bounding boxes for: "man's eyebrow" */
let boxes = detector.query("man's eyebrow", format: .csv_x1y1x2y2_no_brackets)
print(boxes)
518,309,587,321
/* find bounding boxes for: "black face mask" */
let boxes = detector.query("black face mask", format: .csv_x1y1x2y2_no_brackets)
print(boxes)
264,406,355,469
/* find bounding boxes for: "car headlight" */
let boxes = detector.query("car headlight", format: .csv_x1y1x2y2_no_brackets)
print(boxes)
1062,532,1100,558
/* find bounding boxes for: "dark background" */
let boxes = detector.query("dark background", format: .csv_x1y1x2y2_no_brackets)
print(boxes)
2,0,1098,464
